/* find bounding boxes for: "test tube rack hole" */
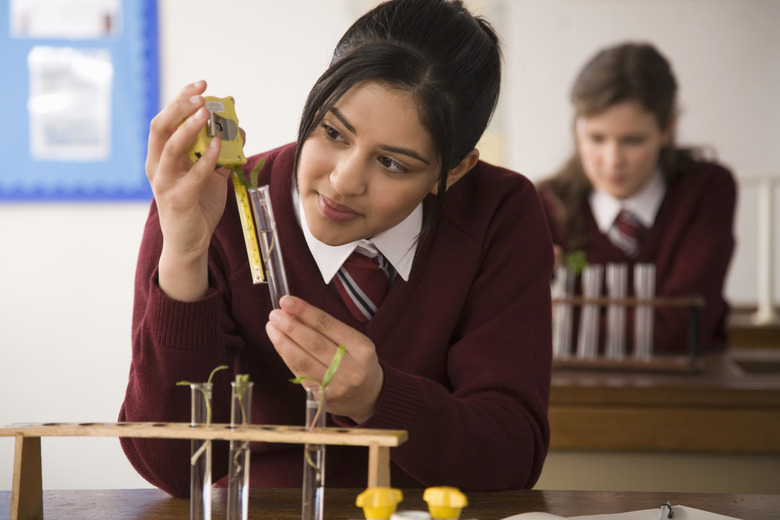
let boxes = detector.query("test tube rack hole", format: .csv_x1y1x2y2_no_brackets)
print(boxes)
0,422,408,520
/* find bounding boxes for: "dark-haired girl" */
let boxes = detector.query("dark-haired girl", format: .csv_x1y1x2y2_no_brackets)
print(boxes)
120,0,553,495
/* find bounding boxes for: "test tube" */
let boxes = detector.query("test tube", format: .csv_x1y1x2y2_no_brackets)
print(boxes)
551,265,575,359
576,264,603,360
634,263,656,360
248,185,290,309
605,263,628,360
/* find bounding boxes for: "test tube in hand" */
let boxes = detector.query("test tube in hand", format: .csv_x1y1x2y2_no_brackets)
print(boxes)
248,185,290,309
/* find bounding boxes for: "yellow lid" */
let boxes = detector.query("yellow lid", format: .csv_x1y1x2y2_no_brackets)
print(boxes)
356,487,404,519
423,487,468,519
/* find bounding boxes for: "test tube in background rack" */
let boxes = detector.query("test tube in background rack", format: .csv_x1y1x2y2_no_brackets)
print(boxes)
552,265,575,359
634,263,656,360
576,264,603,360
248,185,290,309
605,263,628,360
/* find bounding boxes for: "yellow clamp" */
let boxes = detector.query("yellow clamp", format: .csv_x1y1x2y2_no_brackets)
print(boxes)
356,487,404,520
423,486,468,520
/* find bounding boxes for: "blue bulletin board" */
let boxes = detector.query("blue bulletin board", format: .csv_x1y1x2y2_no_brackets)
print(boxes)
0,0,158,201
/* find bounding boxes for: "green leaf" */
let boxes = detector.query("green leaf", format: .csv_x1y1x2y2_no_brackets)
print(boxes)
249,158,265,189
565,250,588,276
233,166,252,189
208,365,229,384
322,345,346,388
235,373,250,395
289,376,317,385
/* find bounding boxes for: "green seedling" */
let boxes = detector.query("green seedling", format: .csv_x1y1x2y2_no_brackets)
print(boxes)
565,249,588,276
233,158,266,190
177,364,228,465
290,345,346,472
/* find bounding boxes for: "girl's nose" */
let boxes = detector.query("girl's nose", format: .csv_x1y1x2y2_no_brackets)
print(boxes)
603,141,625,170
330,150,368,196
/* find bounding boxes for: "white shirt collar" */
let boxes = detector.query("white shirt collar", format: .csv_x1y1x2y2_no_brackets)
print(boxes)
292,187,420,283
589,169,666,233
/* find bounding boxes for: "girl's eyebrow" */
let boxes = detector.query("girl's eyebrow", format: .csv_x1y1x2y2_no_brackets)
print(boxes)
330,107,432,166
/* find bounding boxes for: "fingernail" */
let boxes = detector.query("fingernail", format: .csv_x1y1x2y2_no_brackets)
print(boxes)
192,79,205,89
279,295,294,309
188,95,201,105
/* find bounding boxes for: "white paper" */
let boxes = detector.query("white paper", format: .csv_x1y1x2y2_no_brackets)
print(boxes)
27,46,113,162
10,0,122,39
502,505,742,520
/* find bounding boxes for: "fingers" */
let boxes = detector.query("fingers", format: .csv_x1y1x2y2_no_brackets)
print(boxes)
266,296,363,377
146,80,208,180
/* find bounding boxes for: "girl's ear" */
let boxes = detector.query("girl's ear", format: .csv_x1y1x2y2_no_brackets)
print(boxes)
430,149,480,195
661,115,677,147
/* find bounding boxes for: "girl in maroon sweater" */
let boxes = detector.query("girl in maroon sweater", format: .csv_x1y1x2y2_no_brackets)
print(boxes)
537,42,736,355
120,0,553,497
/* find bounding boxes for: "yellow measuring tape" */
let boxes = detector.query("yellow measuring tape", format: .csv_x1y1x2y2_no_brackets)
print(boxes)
231,170,265,284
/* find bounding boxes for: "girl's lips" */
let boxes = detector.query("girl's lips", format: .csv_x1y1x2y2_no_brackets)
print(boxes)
317,194,361,222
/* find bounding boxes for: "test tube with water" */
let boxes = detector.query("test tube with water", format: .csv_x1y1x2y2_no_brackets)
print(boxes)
605,263,628,360
551,265,575,359
576,264,603,360
634,263,656,360
248,185,290,309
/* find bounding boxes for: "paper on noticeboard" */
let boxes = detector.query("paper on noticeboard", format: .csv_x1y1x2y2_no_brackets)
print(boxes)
27,46,113,162
10,0,122,39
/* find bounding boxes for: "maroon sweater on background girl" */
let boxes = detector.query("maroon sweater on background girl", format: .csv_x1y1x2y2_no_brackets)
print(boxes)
539,161,736,355
119,143,554,497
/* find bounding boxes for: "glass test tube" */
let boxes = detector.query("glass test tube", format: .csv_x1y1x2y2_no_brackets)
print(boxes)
302,385,327,520
248,185,290,309
634,263,656,360
189,383,213,520
576,264,603,360
605,263,628,360
227,380,254,520
551,265,575,359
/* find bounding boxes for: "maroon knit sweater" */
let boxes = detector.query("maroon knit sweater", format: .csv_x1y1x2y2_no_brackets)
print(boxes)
539,161,736,354
119,143,553,496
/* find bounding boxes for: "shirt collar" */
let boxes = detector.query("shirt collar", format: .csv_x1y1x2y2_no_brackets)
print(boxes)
292,186,420,283
589,169,666,233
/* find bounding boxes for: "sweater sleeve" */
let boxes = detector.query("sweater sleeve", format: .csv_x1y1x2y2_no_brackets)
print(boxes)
652,164,737,353
118,201,235,497
335,174,554,491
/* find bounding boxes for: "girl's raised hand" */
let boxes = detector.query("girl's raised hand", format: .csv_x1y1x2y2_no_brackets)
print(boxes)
146,80,233,301
265,296,384,424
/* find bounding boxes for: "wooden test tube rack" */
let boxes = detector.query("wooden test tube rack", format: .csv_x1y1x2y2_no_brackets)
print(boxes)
551,295,706,372
0,422,408,520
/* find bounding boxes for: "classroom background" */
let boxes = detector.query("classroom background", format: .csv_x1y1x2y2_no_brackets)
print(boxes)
1,0,779,493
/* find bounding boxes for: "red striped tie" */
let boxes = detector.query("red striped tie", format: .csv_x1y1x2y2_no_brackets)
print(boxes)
613,209,646,257
333,253,390,322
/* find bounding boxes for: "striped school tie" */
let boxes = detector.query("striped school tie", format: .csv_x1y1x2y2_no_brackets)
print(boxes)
333,252,390,322
611,209,647,257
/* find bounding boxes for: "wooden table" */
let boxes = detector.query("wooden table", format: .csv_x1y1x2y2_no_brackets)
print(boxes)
549,352,780,452
1,488,779,519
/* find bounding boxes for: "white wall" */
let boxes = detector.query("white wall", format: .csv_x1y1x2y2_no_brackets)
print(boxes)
1,0,778,492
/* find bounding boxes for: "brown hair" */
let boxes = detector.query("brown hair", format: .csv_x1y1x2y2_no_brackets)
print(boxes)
538,42,706,249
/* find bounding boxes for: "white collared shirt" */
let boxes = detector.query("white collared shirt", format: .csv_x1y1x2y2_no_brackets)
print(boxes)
292,187,421,283
589,169,667,234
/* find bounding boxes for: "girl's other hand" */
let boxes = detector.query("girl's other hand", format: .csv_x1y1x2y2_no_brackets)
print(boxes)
265,295,384,424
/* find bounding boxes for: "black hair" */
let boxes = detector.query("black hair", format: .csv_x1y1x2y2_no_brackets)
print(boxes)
294,0,502,232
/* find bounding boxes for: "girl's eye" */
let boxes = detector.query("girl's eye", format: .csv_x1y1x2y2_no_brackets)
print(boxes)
588,134,605,144
321,123,345,143
623,136,646,146
378,155,409,175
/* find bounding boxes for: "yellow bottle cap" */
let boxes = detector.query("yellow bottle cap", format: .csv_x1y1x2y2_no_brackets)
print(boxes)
356,487,404,519
423,487,468,520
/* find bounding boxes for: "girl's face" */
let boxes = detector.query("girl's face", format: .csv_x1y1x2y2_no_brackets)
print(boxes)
574,100,672,199
297,80,440,246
